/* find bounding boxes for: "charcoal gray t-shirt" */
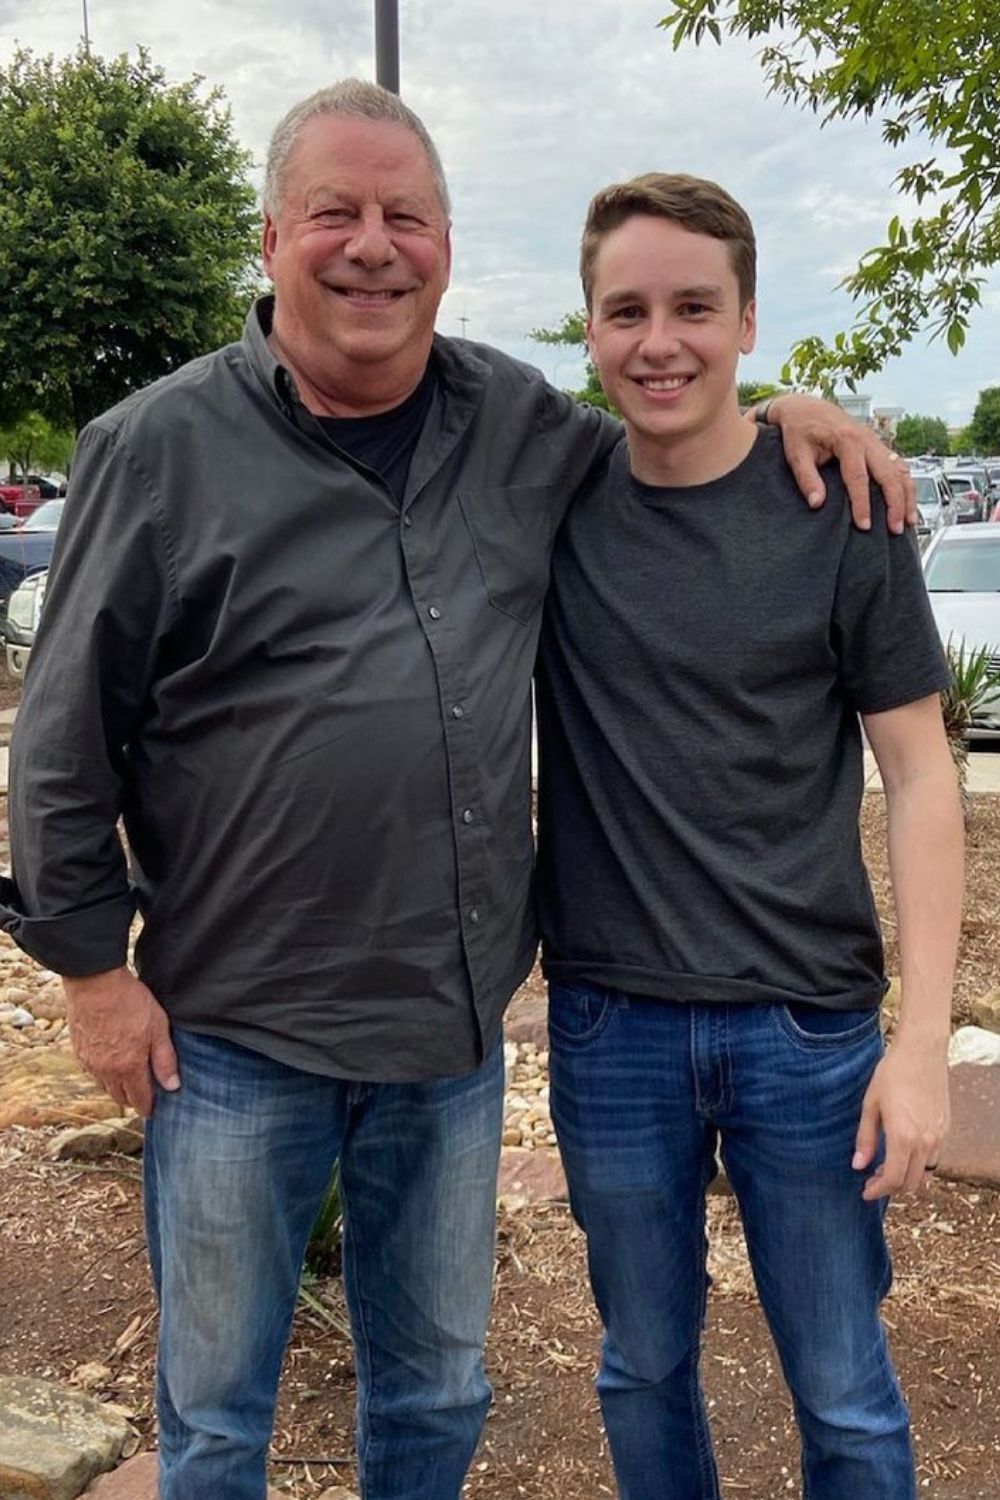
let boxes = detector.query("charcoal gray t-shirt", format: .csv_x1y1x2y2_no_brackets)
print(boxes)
536,427,951,1010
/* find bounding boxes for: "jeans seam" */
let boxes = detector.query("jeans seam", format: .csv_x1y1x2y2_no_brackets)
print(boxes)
342,1170,375,1495
691,1151,721,1500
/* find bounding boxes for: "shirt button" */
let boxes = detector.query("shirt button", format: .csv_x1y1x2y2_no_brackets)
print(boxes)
428,605,442,620
403,515,413,527
451,704,465,719
469,907,480,925
462,808,474,824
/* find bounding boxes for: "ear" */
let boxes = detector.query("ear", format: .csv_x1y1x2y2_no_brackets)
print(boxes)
586,315,598,368
261,213,277,279
740,299,757,356
442,225,453,291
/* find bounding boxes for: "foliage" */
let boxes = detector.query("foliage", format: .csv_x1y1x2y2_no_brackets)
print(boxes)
0,411,74,478
950,426,976,457
894,413,950,457
304,1164,343,1279
529,311,616,412
940,639,1000,813
737,379,784,408
658,0,1000,391
967,387,1000,455
0,47,260,432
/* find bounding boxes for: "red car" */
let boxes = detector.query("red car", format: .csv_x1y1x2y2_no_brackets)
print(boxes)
0,481,42,519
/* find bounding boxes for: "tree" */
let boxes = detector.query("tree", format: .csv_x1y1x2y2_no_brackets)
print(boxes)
0,48,260,432
0,411,74,480
529,311,616,412
737,379,785,408
968,387,1000,455
894,414,951,457
658,0,999,391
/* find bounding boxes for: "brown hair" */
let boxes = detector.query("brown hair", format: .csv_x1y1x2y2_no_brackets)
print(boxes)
580,172,756,310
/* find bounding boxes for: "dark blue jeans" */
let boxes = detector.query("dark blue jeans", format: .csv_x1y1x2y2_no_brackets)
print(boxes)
548,985,914,1500
144,1028,504,1500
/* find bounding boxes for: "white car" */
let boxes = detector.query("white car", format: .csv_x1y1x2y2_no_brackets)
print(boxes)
4,569,47,680
922,523,1000,737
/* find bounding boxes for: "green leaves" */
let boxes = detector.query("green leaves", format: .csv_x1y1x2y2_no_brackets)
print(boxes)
0,47,260,432
657,0,1000,388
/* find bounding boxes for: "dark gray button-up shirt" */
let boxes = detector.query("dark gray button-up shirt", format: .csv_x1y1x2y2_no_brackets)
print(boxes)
0,299,615,1081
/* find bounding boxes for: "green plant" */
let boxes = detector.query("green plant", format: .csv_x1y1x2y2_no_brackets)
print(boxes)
940,639,1000,812
304,1163,343,1279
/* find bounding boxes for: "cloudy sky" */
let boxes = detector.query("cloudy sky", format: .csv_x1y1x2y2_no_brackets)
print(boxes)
3,0,996,422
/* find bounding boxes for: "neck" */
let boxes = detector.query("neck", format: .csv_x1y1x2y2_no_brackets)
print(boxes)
268,325,431,419
627,406,756,488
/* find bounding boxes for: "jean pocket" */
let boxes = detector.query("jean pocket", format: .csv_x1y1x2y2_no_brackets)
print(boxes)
548,982,617,1044
775,1002,881,1049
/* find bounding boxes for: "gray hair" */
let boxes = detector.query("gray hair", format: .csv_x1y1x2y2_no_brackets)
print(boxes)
263,79,451,219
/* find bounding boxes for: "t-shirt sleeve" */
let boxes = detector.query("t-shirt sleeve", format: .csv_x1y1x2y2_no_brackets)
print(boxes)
832,485,952,714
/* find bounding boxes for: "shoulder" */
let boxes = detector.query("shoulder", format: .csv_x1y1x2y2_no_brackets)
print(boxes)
85,339,248,450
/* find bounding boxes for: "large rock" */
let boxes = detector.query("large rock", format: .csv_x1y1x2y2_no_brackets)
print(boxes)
0,1047,119,1130
47,1119,144,1162
498,1146,567,1207
0,1374,133,1500
937,1063,1000,1187
949,1025,1000,1066
82,1451,286,1497
970,988,1000,1035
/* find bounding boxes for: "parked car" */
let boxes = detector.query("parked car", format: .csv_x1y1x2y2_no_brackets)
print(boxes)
15,498,64,531
944,472,988,523
0,507,61,638
913,471,955,536
4,569,46,679
922,523,1000,737
0,480,42,519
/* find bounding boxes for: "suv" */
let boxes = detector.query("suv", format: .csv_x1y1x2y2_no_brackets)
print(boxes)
945,471,988,523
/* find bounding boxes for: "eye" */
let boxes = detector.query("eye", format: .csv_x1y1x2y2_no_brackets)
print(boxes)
610,304,644,322
313,207,353,224
679,302,711,317
388,212,425,228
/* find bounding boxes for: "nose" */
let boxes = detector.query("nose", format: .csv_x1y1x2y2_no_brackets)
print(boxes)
344,206,397,268
638,316,682,362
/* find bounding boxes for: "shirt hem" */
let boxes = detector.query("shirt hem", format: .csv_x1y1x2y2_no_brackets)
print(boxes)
541,958,888,1011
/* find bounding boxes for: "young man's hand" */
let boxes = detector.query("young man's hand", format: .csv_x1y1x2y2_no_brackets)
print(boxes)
761,394,916,534
852,1038,950,1200
63,966,180,1118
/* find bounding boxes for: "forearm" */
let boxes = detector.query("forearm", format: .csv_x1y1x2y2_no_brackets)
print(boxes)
883,769,963,1045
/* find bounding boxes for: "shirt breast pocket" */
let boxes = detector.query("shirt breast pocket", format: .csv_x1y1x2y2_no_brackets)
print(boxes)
458,484,556,625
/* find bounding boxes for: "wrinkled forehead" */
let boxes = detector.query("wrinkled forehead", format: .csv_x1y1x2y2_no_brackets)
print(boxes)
281,115,447,216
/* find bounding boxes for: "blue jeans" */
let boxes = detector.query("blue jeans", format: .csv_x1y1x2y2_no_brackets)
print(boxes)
548,985,914,1500
144,1028,504,1500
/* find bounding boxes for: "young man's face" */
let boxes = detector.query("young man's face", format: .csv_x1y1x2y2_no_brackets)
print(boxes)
586,214,756,478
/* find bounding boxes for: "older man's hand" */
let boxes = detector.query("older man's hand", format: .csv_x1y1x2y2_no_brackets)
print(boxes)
763,394,916,534
63,966,180,1118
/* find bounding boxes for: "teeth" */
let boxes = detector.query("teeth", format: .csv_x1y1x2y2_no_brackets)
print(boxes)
343,289,400,300
640,376,690,391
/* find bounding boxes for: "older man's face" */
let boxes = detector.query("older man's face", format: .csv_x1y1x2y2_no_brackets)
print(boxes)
263,114,451,412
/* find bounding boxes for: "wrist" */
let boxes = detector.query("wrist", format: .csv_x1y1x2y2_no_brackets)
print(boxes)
63,965,131,996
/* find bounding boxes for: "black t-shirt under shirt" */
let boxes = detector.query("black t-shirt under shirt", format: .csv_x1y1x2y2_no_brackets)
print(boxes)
317,356,438,503
536,427,951,1010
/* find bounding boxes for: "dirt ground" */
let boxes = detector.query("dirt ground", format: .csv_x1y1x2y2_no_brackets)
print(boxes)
1,740,999,1496
0,1132,997,1499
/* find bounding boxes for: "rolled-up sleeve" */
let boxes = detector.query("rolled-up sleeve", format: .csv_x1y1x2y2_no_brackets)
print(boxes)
0,419,178,975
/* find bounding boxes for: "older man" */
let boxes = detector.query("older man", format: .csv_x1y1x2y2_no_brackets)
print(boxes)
0,81,910,1500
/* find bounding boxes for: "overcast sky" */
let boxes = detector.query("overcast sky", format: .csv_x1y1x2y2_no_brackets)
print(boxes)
3,0,996,422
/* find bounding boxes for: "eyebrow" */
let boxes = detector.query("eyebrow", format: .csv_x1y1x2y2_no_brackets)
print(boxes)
599,282,726,309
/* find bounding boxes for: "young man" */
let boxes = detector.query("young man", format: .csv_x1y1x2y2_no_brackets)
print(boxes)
535,175,963,1500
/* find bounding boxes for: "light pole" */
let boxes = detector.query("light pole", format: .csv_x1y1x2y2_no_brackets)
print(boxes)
374,0,399,93
81,0,91,53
